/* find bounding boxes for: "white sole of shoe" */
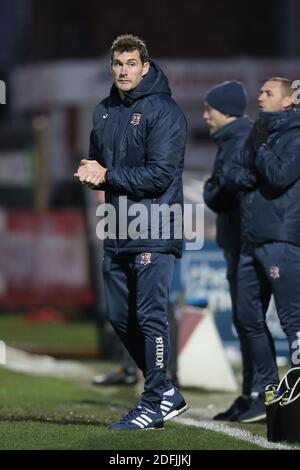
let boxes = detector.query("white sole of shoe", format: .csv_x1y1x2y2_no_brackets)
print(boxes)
108,424,164,431
163,404,189,422
142,427,165,431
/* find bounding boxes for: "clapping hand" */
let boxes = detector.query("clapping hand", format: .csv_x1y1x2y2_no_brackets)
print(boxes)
74,159,107,187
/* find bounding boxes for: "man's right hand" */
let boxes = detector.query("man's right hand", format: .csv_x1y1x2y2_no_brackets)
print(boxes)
74,159,107,186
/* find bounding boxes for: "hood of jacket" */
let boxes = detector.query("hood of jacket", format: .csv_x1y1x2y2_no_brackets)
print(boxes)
259,108,300,135
212,115,252,145
110,60,172,106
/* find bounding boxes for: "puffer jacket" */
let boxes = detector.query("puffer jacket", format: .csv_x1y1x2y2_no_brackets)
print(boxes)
89,60,187,257
225,109,300,246
203,116,252,250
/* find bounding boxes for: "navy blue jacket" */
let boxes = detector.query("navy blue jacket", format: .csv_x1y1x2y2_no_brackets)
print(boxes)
203,117,252,250
89,61,187,257
225,109,300,246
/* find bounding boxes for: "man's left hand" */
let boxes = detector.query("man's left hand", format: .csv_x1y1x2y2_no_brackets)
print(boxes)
74,159,107,186
250,120,269,150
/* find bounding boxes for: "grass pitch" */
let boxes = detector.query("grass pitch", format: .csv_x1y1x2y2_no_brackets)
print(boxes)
0,314,297,451
0,368,266,451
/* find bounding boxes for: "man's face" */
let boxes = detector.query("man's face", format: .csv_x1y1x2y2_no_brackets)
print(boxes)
111,50,150,94
258,80,293,112
203,103,228,132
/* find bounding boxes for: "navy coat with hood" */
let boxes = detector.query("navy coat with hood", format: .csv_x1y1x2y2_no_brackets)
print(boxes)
203,116,252,250
225,109,300,246
89,61,187,257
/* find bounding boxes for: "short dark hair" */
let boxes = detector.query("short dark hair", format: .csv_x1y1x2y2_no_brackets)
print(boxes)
268,77,293,97
111,34,149,64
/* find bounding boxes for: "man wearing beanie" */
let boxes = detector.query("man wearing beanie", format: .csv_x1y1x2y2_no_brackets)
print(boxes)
203,80,262,422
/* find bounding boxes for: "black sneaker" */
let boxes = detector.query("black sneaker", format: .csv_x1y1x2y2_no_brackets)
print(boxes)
238,394,266,423
92,367,138,386
213,395,250,422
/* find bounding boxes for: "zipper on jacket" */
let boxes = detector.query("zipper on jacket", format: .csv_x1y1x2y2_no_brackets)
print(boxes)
112,105,123,167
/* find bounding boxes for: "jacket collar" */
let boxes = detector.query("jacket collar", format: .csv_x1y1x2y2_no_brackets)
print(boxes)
259,108,300,134
212,116,251,144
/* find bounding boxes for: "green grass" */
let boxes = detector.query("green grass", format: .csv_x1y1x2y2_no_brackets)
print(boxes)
0,314,98,351
0,314,294,450
0,368,265,450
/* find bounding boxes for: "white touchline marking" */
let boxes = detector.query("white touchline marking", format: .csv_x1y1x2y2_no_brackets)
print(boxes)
176,417,298,450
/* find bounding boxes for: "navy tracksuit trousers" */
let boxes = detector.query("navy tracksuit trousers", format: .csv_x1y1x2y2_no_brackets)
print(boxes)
224,250,261,396
102,251,175,410
237,242,300,392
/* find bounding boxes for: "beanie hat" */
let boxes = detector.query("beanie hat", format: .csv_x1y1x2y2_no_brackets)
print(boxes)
205,80,248,117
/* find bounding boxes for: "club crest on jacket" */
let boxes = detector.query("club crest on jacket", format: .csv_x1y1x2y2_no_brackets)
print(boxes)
131,113,142,126
140,253,152,265
269,266,280,279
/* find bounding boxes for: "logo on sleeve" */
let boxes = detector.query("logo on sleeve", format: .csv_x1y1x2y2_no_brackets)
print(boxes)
131,113,142,126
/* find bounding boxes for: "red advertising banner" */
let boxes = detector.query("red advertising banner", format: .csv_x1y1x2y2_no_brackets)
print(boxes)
0,210,94,308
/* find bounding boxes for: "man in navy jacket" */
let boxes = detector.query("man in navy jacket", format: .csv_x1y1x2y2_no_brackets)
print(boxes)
75,34,187,430
225,77,300,422
203,81,261,421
